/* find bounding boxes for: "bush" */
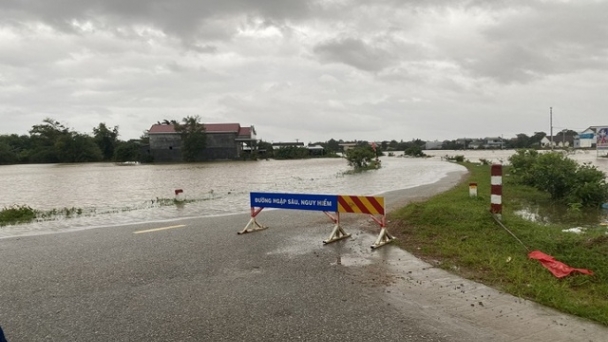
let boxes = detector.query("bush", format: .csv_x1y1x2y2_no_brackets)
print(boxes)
404,145,427,157
567,163,608,206
445,155,465,162
508,150,608,207
346,146,377,170
273,146,309,160
508,149,539,185
529,152,578,199
0,205,36,226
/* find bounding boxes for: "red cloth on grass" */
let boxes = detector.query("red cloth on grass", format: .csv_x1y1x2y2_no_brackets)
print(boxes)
528,250,593,278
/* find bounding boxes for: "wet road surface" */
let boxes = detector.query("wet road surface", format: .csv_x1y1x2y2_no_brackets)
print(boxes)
1,172,606,341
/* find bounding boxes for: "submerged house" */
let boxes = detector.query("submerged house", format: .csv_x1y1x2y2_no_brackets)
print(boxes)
148,122,257,162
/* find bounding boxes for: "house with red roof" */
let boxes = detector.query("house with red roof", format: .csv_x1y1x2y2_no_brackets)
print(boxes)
147,122,257,162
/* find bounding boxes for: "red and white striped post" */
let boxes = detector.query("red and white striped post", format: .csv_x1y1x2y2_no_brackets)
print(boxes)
491,164,502,219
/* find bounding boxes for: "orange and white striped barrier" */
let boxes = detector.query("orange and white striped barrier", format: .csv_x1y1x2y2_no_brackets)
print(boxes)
240,192,395,249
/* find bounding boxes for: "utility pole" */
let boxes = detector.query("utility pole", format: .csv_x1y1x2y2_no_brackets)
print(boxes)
550,107,553,150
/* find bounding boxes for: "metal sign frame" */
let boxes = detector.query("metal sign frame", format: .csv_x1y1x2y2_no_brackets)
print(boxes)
239,192,395,249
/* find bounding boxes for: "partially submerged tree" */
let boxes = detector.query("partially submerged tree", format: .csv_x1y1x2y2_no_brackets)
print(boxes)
174,115,206,162
346,146,377,170
404,145,427,157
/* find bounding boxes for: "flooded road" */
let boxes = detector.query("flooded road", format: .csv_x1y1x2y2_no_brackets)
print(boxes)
3,149,608,237
0,157,465,237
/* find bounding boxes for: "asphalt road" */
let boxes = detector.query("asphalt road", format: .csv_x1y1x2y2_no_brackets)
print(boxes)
1,171,606,341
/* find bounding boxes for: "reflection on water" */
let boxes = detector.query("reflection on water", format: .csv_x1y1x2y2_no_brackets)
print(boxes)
513,202,608,226
0,157,465,237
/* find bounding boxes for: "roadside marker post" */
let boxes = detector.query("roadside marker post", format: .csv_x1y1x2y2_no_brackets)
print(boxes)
469,183,478,197
239,192,395,249
175,189,185,202
491,164,503,220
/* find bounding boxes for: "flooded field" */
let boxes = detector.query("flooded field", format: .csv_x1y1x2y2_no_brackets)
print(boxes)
0,156,465,237
3,149,608,237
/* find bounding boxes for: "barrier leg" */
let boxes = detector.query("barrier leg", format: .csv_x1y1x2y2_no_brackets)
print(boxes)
238,207,268,235
371,228,396,249
323,212,351,244
370,215,396,249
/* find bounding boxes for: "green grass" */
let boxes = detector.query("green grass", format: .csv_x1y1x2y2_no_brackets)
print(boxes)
0,205,36,226
0,197,204,227
389,162,608,326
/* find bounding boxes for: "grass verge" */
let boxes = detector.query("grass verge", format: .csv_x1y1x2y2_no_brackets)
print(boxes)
389,162,608,326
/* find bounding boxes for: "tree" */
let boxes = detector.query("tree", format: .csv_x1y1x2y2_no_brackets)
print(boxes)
273,146,309,159
325,138,340,153
28,118,70,163
529,132,546,147
257,140,273,158
0,134,30,164
346,146,376,169
441,140,465,150
404,145,426,157
55,133,103,162
0,140,18,164
174,115,206,162
114,141,141,162
513,134,530,149
139,131,150,145
93,123,119,161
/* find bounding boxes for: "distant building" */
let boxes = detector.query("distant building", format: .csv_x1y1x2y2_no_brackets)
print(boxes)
272,142,305,148
307,144,325,155
540,137,553,148
147,122,257,162
484,137,504,149
573,126,608,149
424,140,442,150
468,140,483,149
338,143,358,152
574,129,594,148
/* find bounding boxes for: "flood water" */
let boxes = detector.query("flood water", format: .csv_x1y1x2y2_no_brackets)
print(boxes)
425,149,608,227
0,156,466,237
3,149,608,238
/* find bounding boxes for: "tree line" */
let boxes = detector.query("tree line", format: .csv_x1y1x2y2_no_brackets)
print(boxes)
0,116,209,165
0,118,144,165
0,118,580,165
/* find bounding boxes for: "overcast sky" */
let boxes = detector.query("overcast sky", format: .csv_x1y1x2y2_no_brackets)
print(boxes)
1,0,607,143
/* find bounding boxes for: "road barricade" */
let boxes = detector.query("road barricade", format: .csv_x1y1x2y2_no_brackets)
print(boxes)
238,192,396,249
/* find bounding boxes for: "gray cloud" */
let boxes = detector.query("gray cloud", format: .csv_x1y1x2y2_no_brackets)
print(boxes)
2,0,608,142
313,38,396,72
446,1,608,83
2,0,315,41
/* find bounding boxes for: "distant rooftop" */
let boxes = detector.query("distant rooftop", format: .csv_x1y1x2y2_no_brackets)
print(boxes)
148,123,256,137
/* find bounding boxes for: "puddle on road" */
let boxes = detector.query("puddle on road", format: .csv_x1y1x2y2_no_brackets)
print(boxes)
265,227,389,269
331,254,373,267
265,233,330,257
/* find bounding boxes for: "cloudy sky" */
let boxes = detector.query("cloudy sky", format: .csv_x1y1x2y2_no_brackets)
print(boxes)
1,0,607,143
